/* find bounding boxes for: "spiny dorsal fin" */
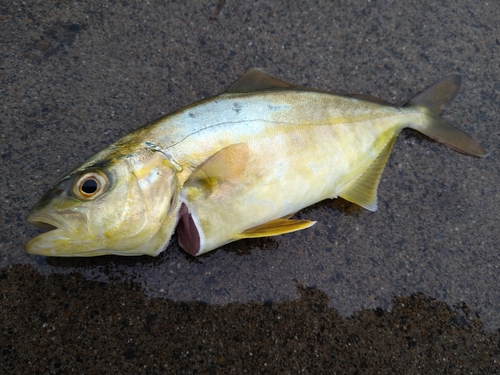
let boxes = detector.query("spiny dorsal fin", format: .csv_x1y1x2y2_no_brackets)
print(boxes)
339,136,397,211
185,143,249,193
225,69,298,93
234,218,316,239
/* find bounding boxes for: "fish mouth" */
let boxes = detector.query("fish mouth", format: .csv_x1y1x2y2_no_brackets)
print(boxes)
26,213,61,231
25,212,72,256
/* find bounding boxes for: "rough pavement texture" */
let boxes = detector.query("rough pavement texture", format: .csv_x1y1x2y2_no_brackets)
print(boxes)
1,1,499,374
2,265,499,374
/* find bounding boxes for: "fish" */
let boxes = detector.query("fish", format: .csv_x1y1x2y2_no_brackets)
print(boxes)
25,69,488,257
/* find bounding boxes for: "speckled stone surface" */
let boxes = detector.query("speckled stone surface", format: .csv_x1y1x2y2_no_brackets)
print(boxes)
1,1,500,374
1,265,499,374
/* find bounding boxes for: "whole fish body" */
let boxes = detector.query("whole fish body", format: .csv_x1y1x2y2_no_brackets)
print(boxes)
25,69,488,257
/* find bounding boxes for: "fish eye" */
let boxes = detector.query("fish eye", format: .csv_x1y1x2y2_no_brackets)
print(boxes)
74,171,109,200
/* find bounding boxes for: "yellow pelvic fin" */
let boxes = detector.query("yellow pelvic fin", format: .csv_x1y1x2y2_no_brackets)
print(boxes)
339,136,397,212
234,218,316,239
185,143,249,193
280,212,297,220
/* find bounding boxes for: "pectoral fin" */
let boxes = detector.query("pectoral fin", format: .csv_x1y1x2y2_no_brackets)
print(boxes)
235,218,316,239
185,143,249,194
339,136,397,211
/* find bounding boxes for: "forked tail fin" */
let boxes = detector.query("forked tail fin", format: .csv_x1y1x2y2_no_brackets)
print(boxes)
404,74,488,157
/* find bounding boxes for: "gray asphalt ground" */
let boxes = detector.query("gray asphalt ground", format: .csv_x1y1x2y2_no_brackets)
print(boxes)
1,1,499,373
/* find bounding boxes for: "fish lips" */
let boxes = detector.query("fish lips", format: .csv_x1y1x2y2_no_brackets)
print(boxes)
25,211,80,256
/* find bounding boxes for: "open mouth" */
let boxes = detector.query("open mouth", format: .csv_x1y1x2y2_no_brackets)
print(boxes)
25,213,70,256
26,213,61,232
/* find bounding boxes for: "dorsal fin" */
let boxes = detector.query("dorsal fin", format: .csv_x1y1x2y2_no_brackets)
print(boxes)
225,70,395,104
225,69,298,93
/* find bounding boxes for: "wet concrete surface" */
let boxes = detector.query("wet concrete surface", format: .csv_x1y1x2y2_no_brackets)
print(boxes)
2,265,499,374
1,0,500,373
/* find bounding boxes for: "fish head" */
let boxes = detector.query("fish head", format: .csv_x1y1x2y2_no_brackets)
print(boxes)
25,145,181,257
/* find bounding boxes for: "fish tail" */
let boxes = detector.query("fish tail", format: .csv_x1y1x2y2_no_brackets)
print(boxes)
404,74,488,157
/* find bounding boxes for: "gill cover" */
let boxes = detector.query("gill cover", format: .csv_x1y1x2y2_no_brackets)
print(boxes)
114,147,182,256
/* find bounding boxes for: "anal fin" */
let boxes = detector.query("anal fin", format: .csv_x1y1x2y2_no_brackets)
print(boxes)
234,218,316,239
339,136,397,211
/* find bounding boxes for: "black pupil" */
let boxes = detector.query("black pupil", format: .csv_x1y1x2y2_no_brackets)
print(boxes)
81,179,98,194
